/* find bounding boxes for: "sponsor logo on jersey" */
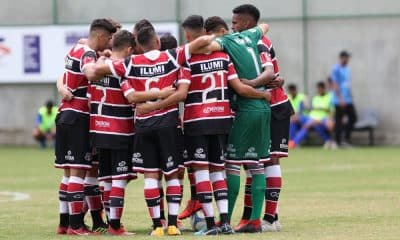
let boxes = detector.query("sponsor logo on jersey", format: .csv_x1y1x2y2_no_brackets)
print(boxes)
95,120,110,128
182,150,188,159
200,60,224,72
166,156,174,168
84,152,92,162
280,138,288,150
203,106,225,114
140,65,165,76
65,150,74,161
226,144,236,153
194,148,206,159
132,152,143,164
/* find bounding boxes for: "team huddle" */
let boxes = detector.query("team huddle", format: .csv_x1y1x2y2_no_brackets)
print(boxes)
54,4,293,236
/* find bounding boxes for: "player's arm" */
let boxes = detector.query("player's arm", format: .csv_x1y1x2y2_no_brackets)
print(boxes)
125,87,176,103
229,78,271,102
84,56,113,81
136,83,189,115
258,23,270,36
241,66,277,88
189,36,222,54
56,74,73,101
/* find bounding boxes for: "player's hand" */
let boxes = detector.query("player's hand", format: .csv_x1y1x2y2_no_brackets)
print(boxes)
266,76,284,89
339,98,346,108
264,91,271,102
136,102,156,115
159,86,176,99
59,87,73,101
98,49,112,58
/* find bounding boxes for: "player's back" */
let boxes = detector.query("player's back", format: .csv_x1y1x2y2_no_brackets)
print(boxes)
128,50,182,132
59,44,96,123
184,51,236,136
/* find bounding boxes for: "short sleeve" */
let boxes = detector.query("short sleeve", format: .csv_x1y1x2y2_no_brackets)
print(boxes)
120,78,135,98
227,58,238,81
330,66,339,83
175,44,191,65
242,26,263,45
108,57,129,78
215,37,225,51
80,50,97,71
177,62,191,85
260,52,273,69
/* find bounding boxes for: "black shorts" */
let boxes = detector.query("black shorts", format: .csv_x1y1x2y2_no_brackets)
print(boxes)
97,148,137,181
270,116,290,158
132,127,183,176
54,116,92,169
184,134,227,169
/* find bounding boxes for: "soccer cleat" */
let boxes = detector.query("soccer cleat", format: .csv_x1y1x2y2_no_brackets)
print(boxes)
150,227,165,237
288,140,296,149
274,220,282,231
66,227,100,236
261,220,278,232
233,219,250,232
178,200,202,219
194,227,219,236
56,226,68,234
219,223,234,234
92,223,109,234
108,226,135,236
167,225,182,236
235,219,261,233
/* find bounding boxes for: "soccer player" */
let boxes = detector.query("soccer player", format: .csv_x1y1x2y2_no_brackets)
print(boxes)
179,15,272,235
85,30,138,235
229,4,294,232
160,34,178,51
85,22,214,236
201,16,273,232
288,83,308,141
289,81,335,149
54,19,116,235
32,100,57,148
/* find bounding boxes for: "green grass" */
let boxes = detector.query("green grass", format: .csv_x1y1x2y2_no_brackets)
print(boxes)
0,146,399,240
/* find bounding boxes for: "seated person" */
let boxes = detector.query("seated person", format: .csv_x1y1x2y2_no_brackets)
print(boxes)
289,82,336,149
32,100,58,148
288,83,308,141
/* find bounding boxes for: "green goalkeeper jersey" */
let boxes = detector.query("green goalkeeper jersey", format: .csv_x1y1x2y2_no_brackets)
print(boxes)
215,26,270,112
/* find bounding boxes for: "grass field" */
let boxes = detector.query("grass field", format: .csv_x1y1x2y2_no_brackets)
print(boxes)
0,146,399,240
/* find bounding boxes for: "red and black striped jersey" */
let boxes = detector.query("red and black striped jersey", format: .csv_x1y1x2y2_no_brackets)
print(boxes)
183,51,237,136
258,37,294,119
58,44,96,123
108,45,190,133
87,71,135,150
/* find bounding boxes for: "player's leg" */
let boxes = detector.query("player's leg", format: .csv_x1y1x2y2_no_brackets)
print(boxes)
334,105,345,145
236,168,252,231
57,168,70,234
290,117,313,148
344,104,357,144
158,127,183,236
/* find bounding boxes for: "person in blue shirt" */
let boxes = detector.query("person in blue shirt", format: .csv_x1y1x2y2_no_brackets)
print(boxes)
331,50,357,146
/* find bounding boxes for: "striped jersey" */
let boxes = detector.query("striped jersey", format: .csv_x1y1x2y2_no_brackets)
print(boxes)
108,45,190,133
258,36,294,119
58,44,96,123
183,51,237,136
87,70,134,150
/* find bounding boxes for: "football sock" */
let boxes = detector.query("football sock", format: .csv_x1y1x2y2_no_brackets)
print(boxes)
249,166,266,220
84,177,104,227
188,169,197,200
59,176,69,227
195,170,215,229
166,179,181,226
100,181,111,222
241,170,253,220
210,171,228,224
226,164,241,221
109,180,127,230
144,178,161,229
264,165,282,223
158,180,166,220
67,176,84,229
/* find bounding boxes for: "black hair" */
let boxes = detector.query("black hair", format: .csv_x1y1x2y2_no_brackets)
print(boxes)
137,26,156,46
288,84,297,91
204,16,228,32
232,4,260,22
106,18,122,30
89,18,117,34
160,35,178,51
134,19,154,33
317,81,326,88
46,100,54,108
182,15,204,30
112,30,136,50
339,50,351,58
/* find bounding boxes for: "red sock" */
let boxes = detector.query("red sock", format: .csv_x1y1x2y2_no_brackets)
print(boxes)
144,178,161,228
264,165,282,223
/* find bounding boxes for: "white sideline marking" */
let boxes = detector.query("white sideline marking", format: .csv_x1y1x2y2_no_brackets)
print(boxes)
0,191,30,202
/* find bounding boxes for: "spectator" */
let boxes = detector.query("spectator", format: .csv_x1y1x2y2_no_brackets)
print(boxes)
288,84,308,141
289,82,336,149
331,50,357,146
32,100,57,148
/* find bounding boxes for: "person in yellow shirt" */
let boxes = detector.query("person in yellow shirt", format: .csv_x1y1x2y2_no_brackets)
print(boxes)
288,84,308,141
289,82,336,149
32,100,58,148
